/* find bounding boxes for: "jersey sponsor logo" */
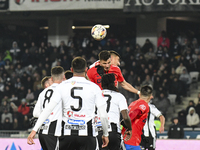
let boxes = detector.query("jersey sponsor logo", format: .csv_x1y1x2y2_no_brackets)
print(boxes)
65,125,86,130
96,121,102,127
40,125,48,130
43,119,50,124
67,111,85,118
67,119,85,125
95,124,110,132
74,114,85,117
139,104,146,110
71,81,76,85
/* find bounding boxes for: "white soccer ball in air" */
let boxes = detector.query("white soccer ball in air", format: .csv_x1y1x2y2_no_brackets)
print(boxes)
91,24,107,41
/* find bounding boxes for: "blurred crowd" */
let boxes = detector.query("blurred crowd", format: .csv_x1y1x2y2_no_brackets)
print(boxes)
0,30,200,130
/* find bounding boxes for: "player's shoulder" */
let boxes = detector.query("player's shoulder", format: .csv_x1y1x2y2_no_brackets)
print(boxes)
38,86,54,98
133,99,149,111
88,65,97,71
112,91,126,99
138,103,148,111
89,60,100,69
56,79,72,91
65,76,98,88
110,64,120,70
148,103,156,109
110,65,122,74
88,79,101,89
87,65,97,74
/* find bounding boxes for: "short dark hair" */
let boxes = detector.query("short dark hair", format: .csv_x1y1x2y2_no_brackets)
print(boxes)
101,73,118,92
72,57,87,73
140,85,153,97
98,50,111,61
109,50,120,58
51,66,64,76
65,70,73,79
41,76,51,88
51,66,64,81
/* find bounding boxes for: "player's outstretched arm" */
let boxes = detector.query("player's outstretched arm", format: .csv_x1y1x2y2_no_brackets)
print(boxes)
159,115,165,133
119,80,139,95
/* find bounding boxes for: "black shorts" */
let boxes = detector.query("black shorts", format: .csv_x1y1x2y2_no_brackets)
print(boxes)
97,131,121,150
140,135,155,150
59,135,97,150
38,133,59,150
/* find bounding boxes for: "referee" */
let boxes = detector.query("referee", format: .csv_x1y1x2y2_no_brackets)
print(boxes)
140,103,165,150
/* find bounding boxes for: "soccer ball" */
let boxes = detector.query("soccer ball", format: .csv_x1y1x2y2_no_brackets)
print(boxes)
91,24,107,41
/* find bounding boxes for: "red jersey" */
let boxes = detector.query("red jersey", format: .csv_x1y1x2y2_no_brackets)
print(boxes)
122,99,149,146
87,64,124,89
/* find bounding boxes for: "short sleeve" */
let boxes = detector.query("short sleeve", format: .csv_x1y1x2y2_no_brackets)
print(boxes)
138,103,148,114
94,85,106,108
150,104,162,117
118,94,128,111
116,67,124,82
87,68,95,83
33,93,42,118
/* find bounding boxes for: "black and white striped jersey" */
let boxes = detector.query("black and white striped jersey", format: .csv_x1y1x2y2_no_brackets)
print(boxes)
95,89,128,133
143,103,162,138
55,77,107,136
33,83,62,136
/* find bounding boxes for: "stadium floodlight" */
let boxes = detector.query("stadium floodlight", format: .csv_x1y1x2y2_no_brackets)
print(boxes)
39,26,49,30
72,25,110,29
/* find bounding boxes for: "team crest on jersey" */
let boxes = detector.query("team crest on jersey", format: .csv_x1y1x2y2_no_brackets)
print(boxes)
71,81,76,85
67,111,73,117
139,104,146,110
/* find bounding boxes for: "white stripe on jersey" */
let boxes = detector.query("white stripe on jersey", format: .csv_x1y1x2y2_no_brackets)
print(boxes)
89,60,100,68
55,77,106,136
33,83,62,136
96,89,128,133
143,103,162,138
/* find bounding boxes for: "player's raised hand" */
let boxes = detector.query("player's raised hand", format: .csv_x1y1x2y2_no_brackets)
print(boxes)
27,130,36,145
123,129,132,141
102,135,109,148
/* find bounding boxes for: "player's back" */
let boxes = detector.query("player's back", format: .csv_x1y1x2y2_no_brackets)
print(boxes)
129,100,149,129
101,89,128,132
57,76,105,136
143,103,161,138
33,83,62,136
